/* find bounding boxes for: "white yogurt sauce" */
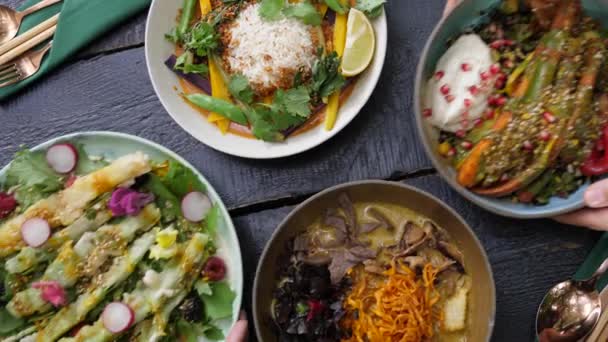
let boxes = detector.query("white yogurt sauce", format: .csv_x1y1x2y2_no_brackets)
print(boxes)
424,34,495,132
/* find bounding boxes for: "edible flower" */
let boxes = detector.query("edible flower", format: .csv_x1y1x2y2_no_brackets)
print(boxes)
108,188,155,217
581,125,608,176
32,280,67,307
0,192,17,219
150,227,179,260
306,300,325,321
202,256,227,281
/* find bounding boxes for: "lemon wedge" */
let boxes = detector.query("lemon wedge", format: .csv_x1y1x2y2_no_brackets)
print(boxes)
341,8,375,77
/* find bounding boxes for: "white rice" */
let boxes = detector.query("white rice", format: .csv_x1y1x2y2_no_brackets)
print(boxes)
224,3,317,92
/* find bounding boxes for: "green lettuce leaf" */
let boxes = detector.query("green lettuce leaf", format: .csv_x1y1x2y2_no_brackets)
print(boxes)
202,281,236,320
74,144,108,175
161,160,206,198
5,149,64,210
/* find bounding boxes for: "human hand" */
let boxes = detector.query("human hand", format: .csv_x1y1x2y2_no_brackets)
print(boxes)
554,179,608,231
226,311,248,342
444,0,461,16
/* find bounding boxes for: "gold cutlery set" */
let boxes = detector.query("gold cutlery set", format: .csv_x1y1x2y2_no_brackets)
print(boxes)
0,0,60,88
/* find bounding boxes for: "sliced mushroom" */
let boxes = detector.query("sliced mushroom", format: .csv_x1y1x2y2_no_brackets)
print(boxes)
359,222,381,234
403,255,426,270
364,206,393,231
438,241,465,266
403,223,426,246
338,193,357,232
422,221,437,247
348,246,377,259
310,228,346,249
324,214,348,235
328,250,358,284
299,250,332,266
417,247,456,272
363,260,386,275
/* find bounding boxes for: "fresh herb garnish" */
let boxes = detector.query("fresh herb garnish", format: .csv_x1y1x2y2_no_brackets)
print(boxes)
311,52,346,100
0,307,25,336
162,160,206,198
174,51,209,76
184,22,219,57
324,0,348,14
5,149,64,211
259,0,284,20
283,1,322,26
273,86,312,118
355,0,386,18
228,74,255,104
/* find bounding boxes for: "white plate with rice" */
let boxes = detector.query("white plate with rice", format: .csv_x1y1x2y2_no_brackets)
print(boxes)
145,0,388,159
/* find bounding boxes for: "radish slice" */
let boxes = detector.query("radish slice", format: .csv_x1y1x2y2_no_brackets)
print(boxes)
102,302,134,333
46,143,78,174
21,218,51,247
181,191,212,222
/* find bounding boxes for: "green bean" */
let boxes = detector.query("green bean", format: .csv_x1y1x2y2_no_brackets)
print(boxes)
324,0,347,14
185,93,249,125
177,0,197,41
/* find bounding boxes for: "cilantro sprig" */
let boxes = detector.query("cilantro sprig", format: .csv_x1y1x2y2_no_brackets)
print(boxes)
355,0,386,18
259,0,322,25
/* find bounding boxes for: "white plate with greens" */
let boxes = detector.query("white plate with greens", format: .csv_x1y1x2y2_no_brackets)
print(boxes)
145,0,388,159
0,131,242,342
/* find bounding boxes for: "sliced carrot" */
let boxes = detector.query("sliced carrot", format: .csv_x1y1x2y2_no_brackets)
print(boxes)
457,139,491,188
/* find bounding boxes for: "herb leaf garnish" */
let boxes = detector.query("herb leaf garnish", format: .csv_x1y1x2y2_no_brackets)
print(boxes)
259,0,284,20
355,0,386,18
228,74,255,104
283,1,322,26
311,52,346,99
175,51,209,76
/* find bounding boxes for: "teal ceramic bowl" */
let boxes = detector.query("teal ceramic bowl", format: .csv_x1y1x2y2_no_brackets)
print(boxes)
414,0,608,219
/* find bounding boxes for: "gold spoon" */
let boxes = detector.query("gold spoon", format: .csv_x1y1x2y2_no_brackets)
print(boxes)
0,0,62,45
536,257,608,342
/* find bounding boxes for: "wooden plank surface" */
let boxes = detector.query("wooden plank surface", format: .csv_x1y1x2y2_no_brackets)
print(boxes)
0,0,446,210
234,175,601,342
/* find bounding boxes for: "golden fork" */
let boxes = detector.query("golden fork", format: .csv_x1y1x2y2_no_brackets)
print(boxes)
0,40,52,88
0,0,61,44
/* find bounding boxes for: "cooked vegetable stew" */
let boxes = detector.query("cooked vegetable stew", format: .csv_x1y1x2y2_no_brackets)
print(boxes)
272,193,470,341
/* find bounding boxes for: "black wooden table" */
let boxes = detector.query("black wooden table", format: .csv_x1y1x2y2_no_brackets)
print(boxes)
0,0,602,341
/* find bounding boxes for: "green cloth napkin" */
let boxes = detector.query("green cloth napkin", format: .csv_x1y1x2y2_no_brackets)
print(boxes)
574,232,608,290
0,0,151,100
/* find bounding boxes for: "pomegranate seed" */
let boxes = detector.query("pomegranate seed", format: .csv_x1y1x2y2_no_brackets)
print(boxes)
490,64,501,75
495,79,505,89
485,109,495,119
522,140,534,151
543,111,556,123
422,108,432,117
461,63,472,72
469,85,479,95
473,118,484,127
445,94,455,103
455,130,466,138
464,98,472,108
447,148,457,157
440,84,450,95
480,71,491,81
0,192,17,219
434,70,445,81
461,141,473,150
498,72,507,81
489,40,503,49
539,130,551,141
495,96,507,106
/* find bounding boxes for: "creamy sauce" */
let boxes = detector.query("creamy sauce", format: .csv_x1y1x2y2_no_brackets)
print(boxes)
424,34,495,132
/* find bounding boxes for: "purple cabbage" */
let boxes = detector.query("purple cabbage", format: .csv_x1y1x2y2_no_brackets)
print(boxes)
108,188,155,217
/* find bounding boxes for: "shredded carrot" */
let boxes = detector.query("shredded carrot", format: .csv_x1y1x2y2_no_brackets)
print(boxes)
342,262,443,342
